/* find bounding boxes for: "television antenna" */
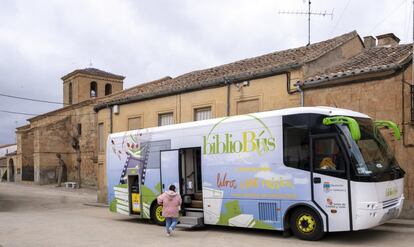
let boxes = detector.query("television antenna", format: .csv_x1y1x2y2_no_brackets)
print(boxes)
278,0,333,46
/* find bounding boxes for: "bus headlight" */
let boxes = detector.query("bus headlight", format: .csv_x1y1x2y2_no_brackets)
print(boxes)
366,203,378,210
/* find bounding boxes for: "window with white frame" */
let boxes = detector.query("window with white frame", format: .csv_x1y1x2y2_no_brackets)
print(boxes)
158,112,174,126
194,107,212,121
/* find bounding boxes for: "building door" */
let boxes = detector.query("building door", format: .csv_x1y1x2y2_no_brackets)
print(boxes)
310,134,352,232
8,159,14,182
160,150,180,194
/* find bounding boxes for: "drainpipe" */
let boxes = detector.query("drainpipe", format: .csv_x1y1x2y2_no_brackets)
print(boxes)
296,84,304,107
226,79,231,116
401,70,414,147
108,104,113,134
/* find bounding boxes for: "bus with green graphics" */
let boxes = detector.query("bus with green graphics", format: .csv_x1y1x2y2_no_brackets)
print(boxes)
106,107,405,240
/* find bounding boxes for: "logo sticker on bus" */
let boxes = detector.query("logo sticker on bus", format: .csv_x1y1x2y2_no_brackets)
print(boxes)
203,115,276,156
323,182,331,193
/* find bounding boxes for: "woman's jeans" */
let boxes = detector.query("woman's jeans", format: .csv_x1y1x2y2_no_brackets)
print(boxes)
166,217,178,232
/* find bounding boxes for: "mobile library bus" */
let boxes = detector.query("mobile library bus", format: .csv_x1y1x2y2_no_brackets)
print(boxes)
106,107,405,240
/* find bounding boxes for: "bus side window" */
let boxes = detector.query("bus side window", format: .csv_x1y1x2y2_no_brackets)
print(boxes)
283,125,310,171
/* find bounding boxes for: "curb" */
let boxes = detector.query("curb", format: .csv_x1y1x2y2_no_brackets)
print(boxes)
83,203,109,208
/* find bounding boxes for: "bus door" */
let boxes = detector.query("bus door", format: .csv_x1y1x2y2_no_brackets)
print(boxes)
310,134,352,232
160,150,180,194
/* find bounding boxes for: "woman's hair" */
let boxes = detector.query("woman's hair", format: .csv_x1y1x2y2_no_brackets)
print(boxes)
169,184,176,192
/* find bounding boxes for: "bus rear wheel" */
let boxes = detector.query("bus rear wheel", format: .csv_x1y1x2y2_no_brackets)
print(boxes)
290,207,325,241
150,203,166,226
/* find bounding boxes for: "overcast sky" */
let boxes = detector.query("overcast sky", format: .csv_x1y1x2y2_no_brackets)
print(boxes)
0,0,412,144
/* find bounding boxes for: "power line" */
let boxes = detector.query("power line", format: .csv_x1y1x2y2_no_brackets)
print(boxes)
0,92,68,105
0,109,96,117
330,0,351,35
368,0,407,34
0,109,37,116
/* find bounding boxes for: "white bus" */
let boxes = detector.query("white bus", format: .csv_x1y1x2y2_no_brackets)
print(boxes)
106,107,405,240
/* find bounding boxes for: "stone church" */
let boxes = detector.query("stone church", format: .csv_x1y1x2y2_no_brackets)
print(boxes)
16,68,125,187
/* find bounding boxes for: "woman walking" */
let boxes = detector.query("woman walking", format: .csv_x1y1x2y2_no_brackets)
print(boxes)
157,184,182,236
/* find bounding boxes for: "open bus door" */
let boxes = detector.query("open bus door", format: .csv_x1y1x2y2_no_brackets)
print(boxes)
310,134,352,232
160,150,180,194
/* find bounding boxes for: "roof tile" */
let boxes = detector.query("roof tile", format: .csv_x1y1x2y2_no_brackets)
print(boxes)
61,67,125,80
301,44,412,86
96,31,359,110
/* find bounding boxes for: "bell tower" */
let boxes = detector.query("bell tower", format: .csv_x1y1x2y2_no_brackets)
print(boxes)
61,68,125,105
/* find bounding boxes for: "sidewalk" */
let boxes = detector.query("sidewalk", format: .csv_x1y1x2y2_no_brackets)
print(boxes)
0,181,97,200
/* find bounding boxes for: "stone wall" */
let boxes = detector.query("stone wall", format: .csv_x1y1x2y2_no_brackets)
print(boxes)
16,127,34,181
21,103,99,187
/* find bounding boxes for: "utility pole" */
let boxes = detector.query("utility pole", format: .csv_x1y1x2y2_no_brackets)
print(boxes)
278,0,333,46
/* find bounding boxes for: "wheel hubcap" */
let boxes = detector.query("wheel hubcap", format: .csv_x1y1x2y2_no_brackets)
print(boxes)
296,213,316,234
155,205,165,222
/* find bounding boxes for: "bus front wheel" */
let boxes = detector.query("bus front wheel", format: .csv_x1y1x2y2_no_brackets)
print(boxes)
150,203,166,226
290,207,325,241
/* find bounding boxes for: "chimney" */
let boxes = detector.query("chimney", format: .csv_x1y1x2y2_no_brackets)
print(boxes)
376,33,400,47
363,36,376,48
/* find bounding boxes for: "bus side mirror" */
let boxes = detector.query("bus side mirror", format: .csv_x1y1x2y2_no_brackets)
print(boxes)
323,116,361,141
374,120,401,140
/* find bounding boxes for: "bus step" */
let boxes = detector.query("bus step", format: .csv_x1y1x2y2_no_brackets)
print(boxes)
190,200,203,208
176,223,199,229
184,207,203,212
194,193,203,200
186,211,203,218
177,216,204,228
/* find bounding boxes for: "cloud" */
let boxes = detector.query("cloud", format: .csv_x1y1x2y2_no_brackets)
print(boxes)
0,0,411,144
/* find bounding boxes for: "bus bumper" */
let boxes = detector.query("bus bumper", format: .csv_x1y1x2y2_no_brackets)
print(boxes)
354,194,404,231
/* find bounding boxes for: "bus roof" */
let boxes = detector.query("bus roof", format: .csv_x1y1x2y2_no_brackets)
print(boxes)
108,106,370,138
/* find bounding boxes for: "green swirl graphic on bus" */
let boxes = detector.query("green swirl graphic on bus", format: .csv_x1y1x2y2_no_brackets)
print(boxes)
203,115,276,155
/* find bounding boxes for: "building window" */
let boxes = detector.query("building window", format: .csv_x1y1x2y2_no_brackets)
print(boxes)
76,123,82,136
411,85,414,123
194,107,212,121
90,81,97,98
98,123,104,153
128,117,142,130
68,83,73,105
158,112,174,126
105,83,112,96
237,99,260,115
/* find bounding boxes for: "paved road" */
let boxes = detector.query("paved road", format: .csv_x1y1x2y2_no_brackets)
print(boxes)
1,183,414,247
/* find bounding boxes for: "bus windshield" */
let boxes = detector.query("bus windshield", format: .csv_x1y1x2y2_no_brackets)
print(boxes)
338,117,402,179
